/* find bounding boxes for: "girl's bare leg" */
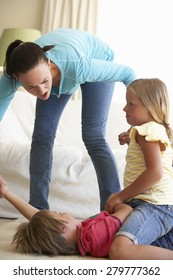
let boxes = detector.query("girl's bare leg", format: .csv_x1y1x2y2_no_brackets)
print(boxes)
109,235,173,260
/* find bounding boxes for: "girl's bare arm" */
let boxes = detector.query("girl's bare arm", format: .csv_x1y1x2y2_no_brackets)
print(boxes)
105,134,163,213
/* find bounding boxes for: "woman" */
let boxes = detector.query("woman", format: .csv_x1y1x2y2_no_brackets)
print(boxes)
0,28,136,210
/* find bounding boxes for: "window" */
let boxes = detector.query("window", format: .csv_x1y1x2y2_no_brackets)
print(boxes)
97,0,173,122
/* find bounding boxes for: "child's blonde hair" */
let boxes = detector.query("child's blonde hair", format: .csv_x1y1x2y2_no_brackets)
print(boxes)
12,210,79,256
127,78,173,147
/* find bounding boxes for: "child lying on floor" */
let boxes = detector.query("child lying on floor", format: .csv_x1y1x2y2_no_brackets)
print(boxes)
0,176,132,257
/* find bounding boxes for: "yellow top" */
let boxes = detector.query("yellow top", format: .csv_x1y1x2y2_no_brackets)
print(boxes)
124,121,173,205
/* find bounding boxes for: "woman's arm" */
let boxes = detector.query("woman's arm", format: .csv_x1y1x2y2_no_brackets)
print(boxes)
0,73,20,120
75,57,136,86
0,176,39,220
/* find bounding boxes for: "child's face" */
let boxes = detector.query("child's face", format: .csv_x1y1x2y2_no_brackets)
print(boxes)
50,211,79,229
123,89,153,126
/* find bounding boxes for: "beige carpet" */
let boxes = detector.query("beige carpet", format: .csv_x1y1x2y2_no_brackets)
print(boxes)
0,218,105,260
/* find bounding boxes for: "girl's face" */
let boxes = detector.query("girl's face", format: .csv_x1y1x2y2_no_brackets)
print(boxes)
123,89,154,126
17,61,52,100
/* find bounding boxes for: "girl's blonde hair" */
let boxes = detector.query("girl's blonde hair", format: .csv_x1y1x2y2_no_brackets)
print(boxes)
127,78,173,147
12,210,79,256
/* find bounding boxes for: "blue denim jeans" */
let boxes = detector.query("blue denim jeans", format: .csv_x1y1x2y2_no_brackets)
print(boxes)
29,81,121,210
151,228,173,249
116,199,173,246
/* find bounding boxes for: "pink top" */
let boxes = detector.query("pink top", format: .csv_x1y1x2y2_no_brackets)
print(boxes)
77,211,121,257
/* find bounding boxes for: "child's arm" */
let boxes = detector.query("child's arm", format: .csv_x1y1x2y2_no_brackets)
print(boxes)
111,203,133,223
0,176,7,198
105,135,163,213
0,176,39,220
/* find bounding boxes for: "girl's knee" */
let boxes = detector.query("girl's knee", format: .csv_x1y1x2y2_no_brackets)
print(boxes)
109,236,132,260
109,238,123,260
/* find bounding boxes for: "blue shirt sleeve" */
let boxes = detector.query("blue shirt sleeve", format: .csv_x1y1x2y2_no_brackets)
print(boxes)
75,57,136,86
0,73,20,120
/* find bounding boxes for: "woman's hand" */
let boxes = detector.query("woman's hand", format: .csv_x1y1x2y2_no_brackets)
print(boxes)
0,176,8,198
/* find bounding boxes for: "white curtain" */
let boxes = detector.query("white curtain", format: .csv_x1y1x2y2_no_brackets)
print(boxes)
42,0,98,34
41,0,98,99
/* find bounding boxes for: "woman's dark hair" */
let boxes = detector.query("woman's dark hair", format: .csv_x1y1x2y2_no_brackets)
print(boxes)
4,39,55,78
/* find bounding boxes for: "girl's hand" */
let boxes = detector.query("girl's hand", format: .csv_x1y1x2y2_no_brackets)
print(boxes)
0,176,8,198
105,193,123,214
118,131,130,145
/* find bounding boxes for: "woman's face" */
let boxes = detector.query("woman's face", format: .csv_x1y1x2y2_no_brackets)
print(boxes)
17,61,52,100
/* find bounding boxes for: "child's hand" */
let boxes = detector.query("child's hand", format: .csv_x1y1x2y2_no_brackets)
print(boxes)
118,131,130,145
105,193,123,214
0,176,8,198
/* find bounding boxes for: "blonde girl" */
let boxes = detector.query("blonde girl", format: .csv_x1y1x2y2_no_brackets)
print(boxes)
105,78,173,260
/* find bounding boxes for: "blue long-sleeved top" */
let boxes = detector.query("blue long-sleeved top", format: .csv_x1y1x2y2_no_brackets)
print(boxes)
0,28,136,120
